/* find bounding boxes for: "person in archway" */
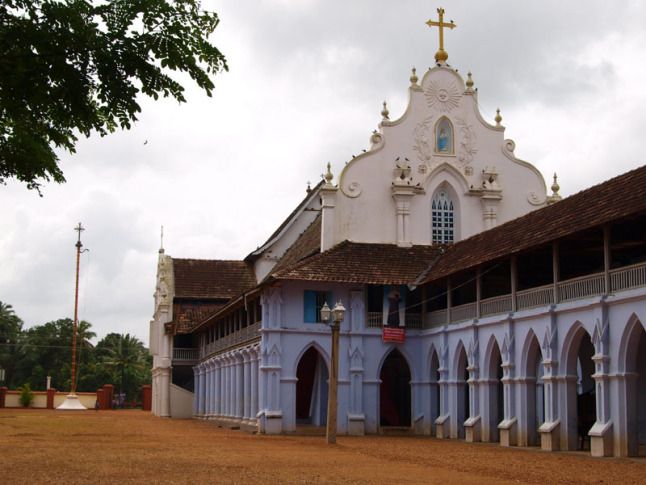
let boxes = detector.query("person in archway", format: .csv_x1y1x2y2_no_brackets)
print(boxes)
386,287,401,327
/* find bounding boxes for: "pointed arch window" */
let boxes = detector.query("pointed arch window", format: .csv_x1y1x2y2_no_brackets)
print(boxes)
432,190,454,244
435,117,454,154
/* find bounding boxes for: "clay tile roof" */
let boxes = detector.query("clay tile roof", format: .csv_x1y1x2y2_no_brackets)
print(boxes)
174,301,227,334
419,164,646,284
273,240,444,285
172,259,256,299
267,215,321,280
247,180,324,261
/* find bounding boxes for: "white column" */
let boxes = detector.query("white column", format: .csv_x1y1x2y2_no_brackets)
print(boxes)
224,355,231,417
205,361,213,416
160,367,171,418
214,358,221,416
251,347,259,421
192,366,199,416
211,360,217,417
197,364,206,416
243,350,252,421
236,352,244,419
229,354,235,417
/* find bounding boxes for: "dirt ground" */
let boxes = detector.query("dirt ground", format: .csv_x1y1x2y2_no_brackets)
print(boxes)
1,409,644,484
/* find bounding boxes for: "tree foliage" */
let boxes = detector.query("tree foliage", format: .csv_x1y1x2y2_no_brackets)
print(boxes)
0,0,228,192
98,333,151,399
0,301,24,386
1,306,151,401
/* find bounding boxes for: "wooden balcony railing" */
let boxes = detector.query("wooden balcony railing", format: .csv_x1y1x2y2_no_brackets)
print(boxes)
610,262,646,292
173,347,199,362
200,321,261,358
517,284,554,310
421,261,646,328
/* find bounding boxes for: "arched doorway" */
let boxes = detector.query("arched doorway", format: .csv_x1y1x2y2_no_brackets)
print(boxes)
380,349,411,427
623,319,646,456
430,350,440,434
524,333,544,446
296,347,328,426
456,345,469,439
565,327,596,450
484,341,504,442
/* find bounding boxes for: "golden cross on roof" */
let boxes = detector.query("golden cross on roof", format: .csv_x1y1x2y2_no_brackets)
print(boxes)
426,7,456,64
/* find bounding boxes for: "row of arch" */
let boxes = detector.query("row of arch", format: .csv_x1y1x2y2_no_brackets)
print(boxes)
294,317,646,456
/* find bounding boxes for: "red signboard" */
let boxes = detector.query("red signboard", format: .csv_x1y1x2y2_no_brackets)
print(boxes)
382,327,405,343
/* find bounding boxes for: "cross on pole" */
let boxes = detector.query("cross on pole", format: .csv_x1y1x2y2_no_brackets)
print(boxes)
426,7,457,64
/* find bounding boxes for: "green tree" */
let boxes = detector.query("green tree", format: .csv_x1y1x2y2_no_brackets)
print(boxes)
0,301,25,387
0,0,227,192
98,333,150,401
14,318,96,391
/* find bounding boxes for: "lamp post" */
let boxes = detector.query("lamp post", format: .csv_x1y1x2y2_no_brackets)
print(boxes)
320,300,346,444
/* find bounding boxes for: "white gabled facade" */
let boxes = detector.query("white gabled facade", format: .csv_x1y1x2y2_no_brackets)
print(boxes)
321,65,548,251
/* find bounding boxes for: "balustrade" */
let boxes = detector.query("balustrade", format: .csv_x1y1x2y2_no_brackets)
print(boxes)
421,262,646,327
610,262,646,292
200,322,261,359
480,294,512,316
557,272,604,302
366,312,382,328
173,347,199,362
516,284,554,310
449,302,477,322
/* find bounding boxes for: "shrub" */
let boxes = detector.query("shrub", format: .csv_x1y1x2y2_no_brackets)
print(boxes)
19,384,34,407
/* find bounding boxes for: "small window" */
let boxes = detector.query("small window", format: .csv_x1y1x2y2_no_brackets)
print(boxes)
432,190,455,244
435,117,454,154
304,290,333,323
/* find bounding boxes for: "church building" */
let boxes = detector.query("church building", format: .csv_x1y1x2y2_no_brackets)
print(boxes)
149,9,646,458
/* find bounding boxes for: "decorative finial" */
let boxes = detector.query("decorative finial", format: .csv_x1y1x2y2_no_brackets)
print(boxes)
551,173,560,194
381,101,389,120
426,7,457,64
547,173,562,204
306,181,312,194
324,162,334,185
410,67,418,86
466,71,474,90
159,225,164,253
495,108,502,126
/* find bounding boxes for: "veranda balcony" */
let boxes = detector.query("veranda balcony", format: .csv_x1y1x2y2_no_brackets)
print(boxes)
426,261,646,327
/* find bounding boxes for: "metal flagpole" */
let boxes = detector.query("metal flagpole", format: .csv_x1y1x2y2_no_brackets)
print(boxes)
57,222,88,410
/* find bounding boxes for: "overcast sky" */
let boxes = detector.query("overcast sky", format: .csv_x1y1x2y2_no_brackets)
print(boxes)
1,1,645,346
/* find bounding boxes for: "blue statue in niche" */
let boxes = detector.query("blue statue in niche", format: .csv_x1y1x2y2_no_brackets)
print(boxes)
436,118,452,153
437,128,448,151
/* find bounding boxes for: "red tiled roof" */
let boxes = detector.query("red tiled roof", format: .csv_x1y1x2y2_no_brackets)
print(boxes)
192,216,322,332
273,240,444,285
173,301,227,334
419,164,646,284
246,181,324,262
267,215,321,281
172,259,256,299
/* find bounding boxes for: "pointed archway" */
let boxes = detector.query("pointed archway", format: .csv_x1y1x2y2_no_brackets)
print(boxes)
296,347,328,426
621,318,646,456
430,349,441,435
379,349,411,427
523,332,544,446
455,344,469,439
483,339,504,442
563,326,596,450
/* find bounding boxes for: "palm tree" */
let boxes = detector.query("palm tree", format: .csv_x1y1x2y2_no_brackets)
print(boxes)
100,333,148,402
0,302,24,387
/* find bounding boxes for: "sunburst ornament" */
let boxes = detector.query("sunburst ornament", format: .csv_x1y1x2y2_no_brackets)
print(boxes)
425,80,461,112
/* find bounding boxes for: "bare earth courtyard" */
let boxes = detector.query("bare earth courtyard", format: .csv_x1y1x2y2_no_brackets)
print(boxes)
1,409,644,484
